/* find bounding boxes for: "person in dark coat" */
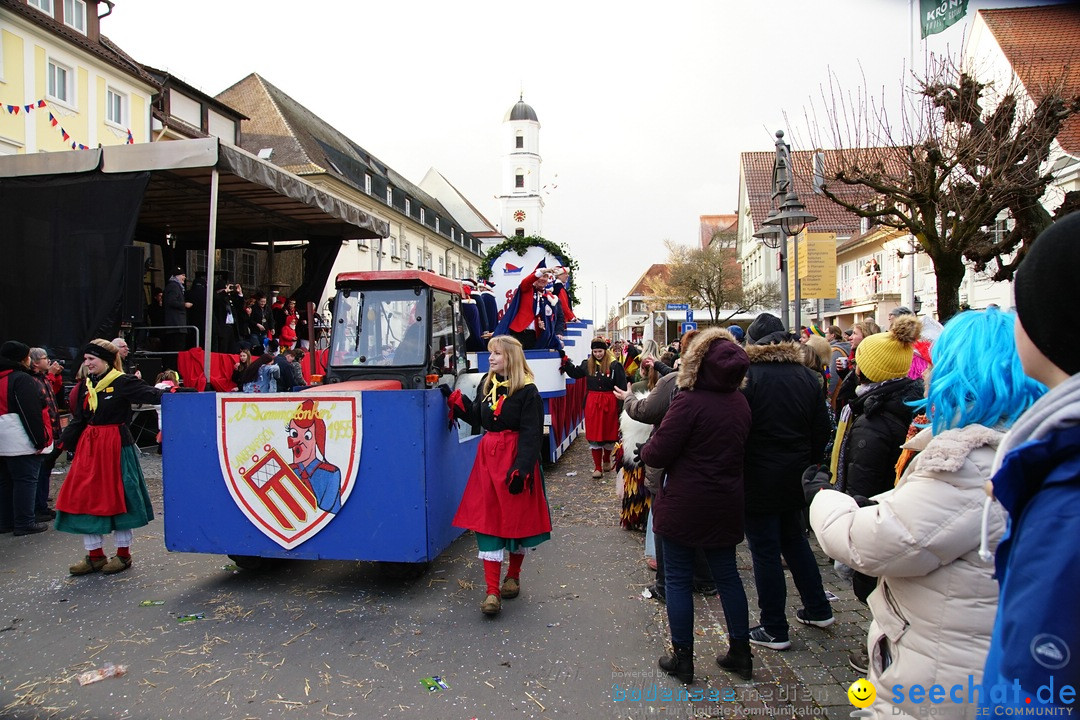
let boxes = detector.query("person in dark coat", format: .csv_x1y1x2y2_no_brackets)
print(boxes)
739,312,835,652
640,326,753,683
162,268,192,370
0,341,53,536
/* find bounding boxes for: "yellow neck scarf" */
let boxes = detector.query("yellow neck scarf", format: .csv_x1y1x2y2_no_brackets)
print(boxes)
86,368,124,412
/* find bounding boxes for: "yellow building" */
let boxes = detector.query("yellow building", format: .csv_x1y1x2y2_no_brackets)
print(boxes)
0,0,155,155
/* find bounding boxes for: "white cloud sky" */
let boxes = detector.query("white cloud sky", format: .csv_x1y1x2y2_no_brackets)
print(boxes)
102,0,1062,319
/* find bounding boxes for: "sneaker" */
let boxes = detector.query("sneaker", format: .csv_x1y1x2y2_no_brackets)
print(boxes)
101,555,132,574
848,648,869,674
748,626,791,650
500,577,520,599
796,608,835,628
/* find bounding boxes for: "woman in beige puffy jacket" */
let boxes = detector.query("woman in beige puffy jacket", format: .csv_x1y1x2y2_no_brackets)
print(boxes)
804,308,1046,720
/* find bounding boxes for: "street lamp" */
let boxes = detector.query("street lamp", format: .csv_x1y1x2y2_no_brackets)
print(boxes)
762,130,816,333
753,212,788,328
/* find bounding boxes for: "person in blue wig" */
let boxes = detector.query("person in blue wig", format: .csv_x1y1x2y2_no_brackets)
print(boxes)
802,307,1045,720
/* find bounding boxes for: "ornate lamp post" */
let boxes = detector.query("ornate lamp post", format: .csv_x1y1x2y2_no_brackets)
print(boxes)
762,130,816,334
752,211,787,328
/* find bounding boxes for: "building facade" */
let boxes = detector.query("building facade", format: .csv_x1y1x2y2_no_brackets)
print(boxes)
0,0,155,155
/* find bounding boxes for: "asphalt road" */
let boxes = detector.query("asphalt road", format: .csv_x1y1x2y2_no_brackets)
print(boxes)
0,436,861,720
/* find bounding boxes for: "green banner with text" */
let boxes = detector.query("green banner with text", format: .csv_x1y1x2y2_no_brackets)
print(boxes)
920,0,968,38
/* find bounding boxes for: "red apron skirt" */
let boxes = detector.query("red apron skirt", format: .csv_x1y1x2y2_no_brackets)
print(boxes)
55,425,127,516
453,430,551,541
584,390,619,443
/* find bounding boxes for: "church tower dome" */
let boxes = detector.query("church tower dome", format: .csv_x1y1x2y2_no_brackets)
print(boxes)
497,95,543,238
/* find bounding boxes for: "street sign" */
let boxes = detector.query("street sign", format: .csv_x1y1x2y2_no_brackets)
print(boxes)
653,315,665,326
681,321,697,333
686,310,694,322
666,303,689,311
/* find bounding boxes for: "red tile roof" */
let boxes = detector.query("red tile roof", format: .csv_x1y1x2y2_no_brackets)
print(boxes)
978,5,1080,156
700,214,737,249
626,263,670,297
741,149,875,237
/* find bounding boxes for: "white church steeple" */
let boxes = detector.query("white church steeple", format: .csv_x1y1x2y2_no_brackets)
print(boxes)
497,95,543,238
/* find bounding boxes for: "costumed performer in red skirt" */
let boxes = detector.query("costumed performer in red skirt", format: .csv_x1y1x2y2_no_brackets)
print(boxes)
55,339,172,575
446,335,551,616
562,338,627,478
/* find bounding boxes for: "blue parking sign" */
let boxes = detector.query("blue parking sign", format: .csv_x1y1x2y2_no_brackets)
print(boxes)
681,321,697,333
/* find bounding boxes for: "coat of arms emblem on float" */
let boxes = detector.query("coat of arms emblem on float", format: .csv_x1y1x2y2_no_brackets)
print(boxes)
217,395,360,549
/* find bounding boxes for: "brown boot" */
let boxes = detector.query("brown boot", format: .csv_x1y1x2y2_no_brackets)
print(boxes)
480,593,501,616
70,555,107,575
101,555,132,574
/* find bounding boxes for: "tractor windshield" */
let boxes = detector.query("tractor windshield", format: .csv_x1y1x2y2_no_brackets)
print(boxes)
329,287,429,367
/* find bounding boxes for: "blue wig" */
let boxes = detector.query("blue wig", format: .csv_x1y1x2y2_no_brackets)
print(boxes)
921,307,1046,434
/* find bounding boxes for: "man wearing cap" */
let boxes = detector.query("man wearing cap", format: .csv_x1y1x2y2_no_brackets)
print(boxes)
887,306,913,327
163,267,192,370
0,341,53,536
981,211,1080,715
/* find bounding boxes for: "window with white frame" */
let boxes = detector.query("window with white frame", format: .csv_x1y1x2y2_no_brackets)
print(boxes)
420,208,425,225
364,174,371,194
425,251,432,271
389,237,398,259
28,0,53,14
435,217,440,233
405,199,411,216
403,241,411,265
47,58,73,105
386,186,392,205
450,227,455,241
438,257,445,275
451,262,457,279
64,0,86,33
106,87,127,127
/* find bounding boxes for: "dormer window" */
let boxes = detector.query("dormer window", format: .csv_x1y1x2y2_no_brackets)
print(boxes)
420,208,425,224
385,186,392,205
364,174,371,194
435,217,440,233
28,0,52,14
405,199,411,215
64,0,86,33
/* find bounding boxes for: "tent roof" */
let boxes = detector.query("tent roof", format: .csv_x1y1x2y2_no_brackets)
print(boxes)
0,138,389,245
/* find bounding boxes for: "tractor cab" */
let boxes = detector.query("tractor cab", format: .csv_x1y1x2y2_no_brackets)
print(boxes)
324,271,469,390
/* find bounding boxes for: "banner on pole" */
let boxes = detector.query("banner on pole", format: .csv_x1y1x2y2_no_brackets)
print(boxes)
920,0,968,38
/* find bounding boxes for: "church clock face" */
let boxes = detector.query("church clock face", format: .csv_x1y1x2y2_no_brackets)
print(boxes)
513,210,526,222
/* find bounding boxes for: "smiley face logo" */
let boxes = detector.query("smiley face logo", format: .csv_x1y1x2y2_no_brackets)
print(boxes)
848,678,876,708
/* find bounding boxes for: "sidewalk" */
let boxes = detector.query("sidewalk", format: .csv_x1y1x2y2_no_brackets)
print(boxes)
553,435,868,719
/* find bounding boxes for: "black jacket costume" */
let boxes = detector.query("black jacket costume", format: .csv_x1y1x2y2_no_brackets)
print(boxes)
836,376,923,499
455,378,544,481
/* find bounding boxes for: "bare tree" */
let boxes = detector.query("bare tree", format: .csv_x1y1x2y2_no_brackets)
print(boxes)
650,232,779,325
811,54,1080,320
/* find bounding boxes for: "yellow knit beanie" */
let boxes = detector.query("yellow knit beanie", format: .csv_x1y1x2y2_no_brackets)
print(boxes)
855,315,921,383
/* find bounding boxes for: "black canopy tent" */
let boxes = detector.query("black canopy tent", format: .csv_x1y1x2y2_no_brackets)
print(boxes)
0,137,388,381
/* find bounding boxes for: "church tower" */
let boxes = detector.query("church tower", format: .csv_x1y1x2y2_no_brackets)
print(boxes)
497,96,543,238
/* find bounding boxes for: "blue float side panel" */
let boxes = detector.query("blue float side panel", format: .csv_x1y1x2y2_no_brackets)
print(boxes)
161,391,477,563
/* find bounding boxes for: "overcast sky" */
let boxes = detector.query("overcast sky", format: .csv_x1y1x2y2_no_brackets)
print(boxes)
103,0,1062,319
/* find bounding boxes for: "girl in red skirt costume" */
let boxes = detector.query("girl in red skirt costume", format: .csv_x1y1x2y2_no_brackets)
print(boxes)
563,338,627,478
447,335,551,616
56,339,166,575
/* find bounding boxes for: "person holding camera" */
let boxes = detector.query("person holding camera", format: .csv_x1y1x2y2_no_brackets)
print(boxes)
212,279,247,354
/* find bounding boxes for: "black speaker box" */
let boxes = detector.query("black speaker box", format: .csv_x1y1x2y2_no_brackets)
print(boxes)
121,246,145,324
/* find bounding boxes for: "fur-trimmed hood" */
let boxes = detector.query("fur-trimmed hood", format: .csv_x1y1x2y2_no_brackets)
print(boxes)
676,327,748,392
744,341,803,365
902,424,1003,474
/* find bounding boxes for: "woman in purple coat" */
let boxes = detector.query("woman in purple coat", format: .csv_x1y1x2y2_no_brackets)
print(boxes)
640,327,754,683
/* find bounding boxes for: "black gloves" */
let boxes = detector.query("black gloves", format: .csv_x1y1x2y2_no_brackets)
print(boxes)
801,465,833,505
506,470,526,495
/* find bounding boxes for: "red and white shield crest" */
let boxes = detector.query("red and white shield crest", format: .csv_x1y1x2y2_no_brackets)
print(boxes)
217,395,361,549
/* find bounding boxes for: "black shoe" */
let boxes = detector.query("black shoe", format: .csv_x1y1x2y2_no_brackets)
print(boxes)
13,523,48,536
646,584,666,604
658,643,694,683
694,583,718,596
36,509,56,523
717,639,753,681
0,527,11,534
